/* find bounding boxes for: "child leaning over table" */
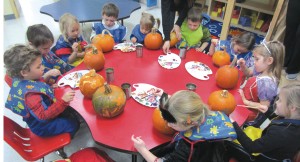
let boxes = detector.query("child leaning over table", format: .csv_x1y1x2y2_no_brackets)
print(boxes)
26,24,73,86
90,3,127,43
131,90,237,162
176,7,211,53
4,45,79,137
130,12,161,44
54,13,88,67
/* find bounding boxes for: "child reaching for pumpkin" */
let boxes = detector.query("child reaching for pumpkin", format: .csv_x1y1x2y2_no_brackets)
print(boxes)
4,45,79,137
131,90,236,162
26,24,73,86
54,13,88,67
90,3,127,43
130,12,161,44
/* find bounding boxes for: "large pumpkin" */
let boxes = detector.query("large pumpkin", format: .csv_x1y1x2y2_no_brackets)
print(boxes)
215,56,239,89
92,83,126,118
79,69,105,98
152,108,176,135
169,32,179,47
83,45,105,71
144,28,163,50
92,29,115,53
212,50,230,67
208,90,236,115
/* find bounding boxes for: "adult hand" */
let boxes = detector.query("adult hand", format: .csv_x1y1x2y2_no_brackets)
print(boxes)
173,25,181,40
163,41,170,54
62,91,75,103
131,37,137,43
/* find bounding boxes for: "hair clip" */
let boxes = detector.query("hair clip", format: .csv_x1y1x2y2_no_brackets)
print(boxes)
186,115,192,125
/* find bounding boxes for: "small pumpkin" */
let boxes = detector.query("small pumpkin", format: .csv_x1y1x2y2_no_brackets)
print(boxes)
215,56,239,89
83,45,105,71
152,108,176,135
92,29,115,53
144,28,163,50
208,90,236,115
169,31,179,47
92,83,126,118
212,48,230,67
79,69,105,98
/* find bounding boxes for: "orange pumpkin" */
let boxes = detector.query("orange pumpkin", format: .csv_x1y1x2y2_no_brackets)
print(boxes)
79,69,105,98
169,32,179,47
92,83,126,118
92,29,115,53
84,45,105,71
144,28,163,50
215,56,239,89
152,108,176,135
212,50,230,67
208,90,236,115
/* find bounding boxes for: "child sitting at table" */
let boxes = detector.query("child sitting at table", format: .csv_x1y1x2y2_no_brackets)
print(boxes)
26,24,72,86
131,90,236,162
177,7,211,53
90,3,127,43
238,40,285,122
130,12,161,44
54,13,88,67
4,45,79,137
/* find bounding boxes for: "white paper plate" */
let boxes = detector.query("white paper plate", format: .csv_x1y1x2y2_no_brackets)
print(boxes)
57,70,89,88
185,61,212,80
158,53,181,69
131,83,163,108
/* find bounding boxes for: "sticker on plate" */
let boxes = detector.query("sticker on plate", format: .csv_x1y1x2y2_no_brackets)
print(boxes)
185,61,212,80
57,70,89,88
131,83,163,108
158,53,181,69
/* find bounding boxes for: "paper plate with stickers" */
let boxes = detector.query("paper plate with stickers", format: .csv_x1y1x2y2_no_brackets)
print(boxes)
131,83,163,108
158,53,181,69
57,70,89,88
185,61,212,80
113,42,138,52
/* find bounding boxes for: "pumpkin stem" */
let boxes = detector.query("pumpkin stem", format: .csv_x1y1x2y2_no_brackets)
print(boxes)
89,69,96,77
104,82,112,94
230,55,238,68
102,29,113,37
85,44,98,54
221,90,228,98
151,28,157,34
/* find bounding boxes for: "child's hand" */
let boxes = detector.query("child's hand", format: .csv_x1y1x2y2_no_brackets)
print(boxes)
131,37,137,43
44,69,61,78
76,51,85,58
72,42,79,53
62,91,75,103
256,105,268,113
237,58,246,68
195,47,204,52
131,135,147,151
51,83,59,89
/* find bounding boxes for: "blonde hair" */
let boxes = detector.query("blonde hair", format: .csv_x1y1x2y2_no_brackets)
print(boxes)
140,12,160,31
280,82,300,117
253,40,285,81
167,90,211,127
59,13,80,42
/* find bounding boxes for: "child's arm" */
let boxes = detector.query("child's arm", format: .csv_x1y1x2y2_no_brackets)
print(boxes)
196,42,209,53
237,58,253,77
43,69,61,83
238,89,270,113
208,39,218,56
131,135,161,162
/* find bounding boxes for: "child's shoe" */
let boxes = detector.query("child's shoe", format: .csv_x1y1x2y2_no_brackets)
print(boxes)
286,73,298,80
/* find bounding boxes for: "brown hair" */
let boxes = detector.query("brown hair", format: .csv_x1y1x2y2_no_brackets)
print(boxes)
102,3,119,18
26,24,54,47
187,7,203,22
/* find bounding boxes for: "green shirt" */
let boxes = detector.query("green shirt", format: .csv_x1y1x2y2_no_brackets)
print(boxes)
181,20,211,47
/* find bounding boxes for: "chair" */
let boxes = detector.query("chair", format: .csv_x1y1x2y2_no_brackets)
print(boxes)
4,116,71,162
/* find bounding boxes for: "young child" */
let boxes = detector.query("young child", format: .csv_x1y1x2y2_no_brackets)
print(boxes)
27,24,72,85
55,13,88,67
130,12,161,44
238,40,285,121
209,32,255,67
4,45,79,137
230,83,300,162
90,3,127,43
131,90,236,162
177,7,211,53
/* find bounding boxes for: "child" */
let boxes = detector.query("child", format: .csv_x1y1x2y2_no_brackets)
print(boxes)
177,7,211,53
131,90,236,162
4,45,79,137
55,13,88,67
130,12,161,44
230,83,300,162
26,24,73,85
209,32,255,67
238,40,285,121
90,3,127,43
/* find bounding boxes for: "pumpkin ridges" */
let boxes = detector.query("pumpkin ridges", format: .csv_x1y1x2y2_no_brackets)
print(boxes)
208,90,236,115
152,108,176,135
84,45,105,71
92,29,115,53
215,55,239,89
169,32,178,47
79,69,105,98
212,50,231,67
144,28,163,50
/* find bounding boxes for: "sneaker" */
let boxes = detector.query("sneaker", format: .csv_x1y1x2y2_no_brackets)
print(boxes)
286,73,298,80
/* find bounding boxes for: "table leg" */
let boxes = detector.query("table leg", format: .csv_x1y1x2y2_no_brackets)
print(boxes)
132,154,137,162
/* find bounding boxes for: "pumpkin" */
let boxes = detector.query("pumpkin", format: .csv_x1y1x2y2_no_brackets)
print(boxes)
92,29,115,53
92,83,126,118
79,69,105,98
144,28,163,50
83,45,105,71
152,108,176,135
208,90,236,115
169,32,179,47
212,49,230,67
215,56,239,89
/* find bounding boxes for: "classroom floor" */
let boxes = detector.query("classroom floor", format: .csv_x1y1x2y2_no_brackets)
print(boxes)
3,0,300,162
